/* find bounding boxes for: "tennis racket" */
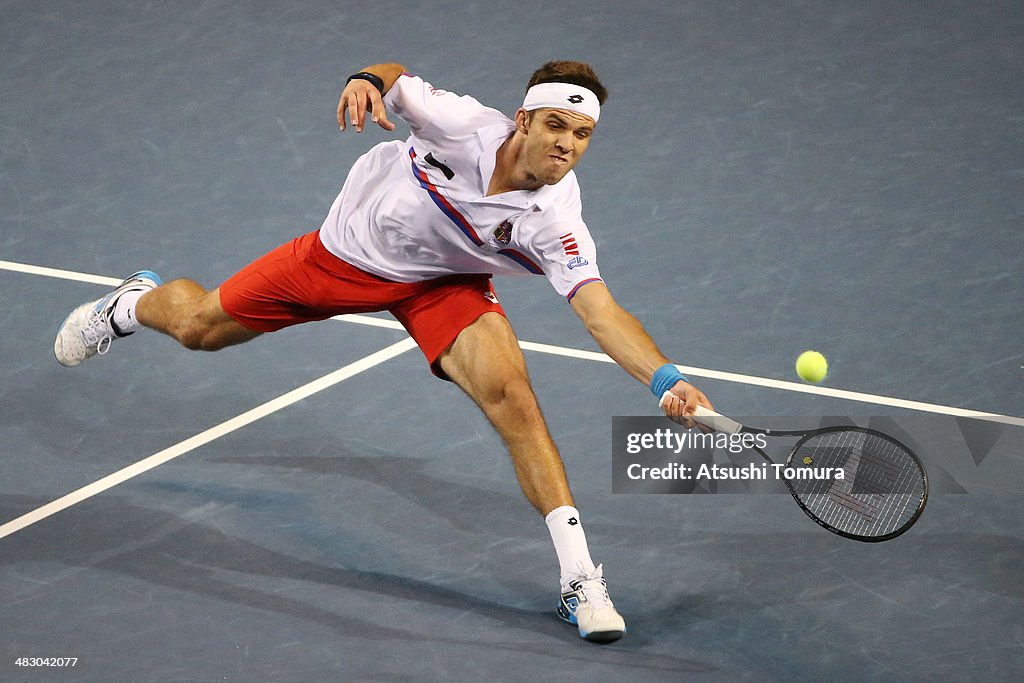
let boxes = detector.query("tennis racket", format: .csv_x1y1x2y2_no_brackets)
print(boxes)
660,396,929,542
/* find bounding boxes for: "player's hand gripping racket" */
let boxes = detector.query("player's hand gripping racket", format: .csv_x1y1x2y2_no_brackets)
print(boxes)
659,395,928,542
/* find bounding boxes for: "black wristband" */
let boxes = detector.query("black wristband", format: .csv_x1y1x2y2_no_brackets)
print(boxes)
346,71,385,95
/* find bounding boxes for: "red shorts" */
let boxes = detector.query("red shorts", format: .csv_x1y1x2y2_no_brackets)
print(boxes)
219,230,505,377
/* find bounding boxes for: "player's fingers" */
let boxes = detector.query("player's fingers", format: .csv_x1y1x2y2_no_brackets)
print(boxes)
678,384,703,412
659,391,693,427
337,94,349,130
658,390,672,412
367,90,395,131
377,112,395,131
683,388,714,432
667,382,696,419
658,390,681,416
679,394,697,429
346,93,361,131
354,91,369,132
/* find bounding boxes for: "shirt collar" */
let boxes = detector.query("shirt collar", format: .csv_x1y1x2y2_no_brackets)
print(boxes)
476,122,559,211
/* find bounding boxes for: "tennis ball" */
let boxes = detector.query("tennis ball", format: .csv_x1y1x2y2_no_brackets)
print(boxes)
796,350,828,383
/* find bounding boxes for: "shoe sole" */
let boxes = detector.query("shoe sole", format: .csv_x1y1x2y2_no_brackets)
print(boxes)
581,629,625,644
558,607,626,644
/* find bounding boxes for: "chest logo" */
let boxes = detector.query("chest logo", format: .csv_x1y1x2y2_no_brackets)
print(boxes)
491,219,513,245
424,152,455,180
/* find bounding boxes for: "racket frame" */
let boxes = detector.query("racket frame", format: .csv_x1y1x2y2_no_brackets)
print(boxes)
684,403,929,542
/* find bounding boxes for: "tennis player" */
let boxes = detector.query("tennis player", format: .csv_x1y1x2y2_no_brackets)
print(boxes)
54,61,712,643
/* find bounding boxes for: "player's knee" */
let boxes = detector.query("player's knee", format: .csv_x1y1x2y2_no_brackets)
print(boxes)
484,374,544,425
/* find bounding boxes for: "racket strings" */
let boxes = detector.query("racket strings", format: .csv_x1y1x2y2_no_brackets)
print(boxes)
788,429,925,538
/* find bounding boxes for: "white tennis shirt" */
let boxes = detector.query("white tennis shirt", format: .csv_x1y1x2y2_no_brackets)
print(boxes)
318,74,603,301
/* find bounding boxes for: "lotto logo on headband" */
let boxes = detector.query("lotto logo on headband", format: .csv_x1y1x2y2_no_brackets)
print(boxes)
568,95,584,104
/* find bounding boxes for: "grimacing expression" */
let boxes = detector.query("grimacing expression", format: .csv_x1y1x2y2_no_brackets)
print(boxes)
519,108,595,185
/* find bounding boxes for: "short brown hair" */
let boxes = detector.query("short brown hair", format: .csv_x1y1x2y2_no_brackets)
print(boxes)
527,61,608,105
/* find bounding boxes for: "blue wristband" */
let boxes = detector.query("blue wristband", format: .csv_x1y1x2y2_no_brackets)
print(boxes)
650,363,688,398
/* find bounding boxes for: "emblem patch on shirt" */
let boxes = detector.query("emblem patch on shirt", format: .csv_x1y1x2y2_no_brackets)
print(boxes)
491,219,513,246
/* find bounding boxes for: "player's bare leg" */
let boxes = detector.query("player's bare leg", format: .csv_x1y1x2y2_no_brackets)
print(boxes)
136,280,260,351
54,274,259,367
438,312,626,642
438,311,572,515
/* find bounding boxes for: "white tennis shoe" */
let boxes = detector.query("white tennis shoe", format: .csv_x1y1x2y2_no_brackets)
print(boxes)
557,564,626,643
54,270,162,367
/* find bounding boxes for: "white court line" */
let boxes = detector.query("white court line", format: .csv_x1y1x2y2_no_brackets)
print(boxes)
0,259,123,287
346,324,1022,425
0,337,418,540
3,258,1022,426
519,342,1023,425
674,366,1024,426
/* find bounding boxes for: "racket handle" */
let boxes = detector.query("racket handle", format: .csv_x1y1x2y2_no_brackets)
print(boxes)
658,393,745,434
691,405,745,435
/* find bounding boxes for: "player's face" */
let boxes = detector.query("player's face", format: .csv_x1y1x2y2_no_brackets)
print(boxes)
518,108,595,185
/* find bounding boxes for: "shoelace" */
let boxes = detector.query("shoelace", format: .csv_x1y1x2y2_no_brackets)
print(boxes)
572,563,613,611
81,308,114,355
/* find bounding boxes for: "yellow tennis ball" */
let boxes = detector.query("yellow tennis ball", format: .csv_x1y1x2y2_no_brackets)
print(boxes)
796,350,828,383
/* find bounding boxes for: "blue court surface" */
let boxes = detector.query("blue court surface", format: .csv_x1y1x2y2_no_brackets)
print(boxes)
2,1,1022,681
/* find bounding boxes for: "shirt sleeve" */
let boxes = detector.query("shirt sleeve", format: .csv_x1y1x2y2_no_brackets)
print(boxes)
512,175,603,300
536,222,603,301
383,73,506,139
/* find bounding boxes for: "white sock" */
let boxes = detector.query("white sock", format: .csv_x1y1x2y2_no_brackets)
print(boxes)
545,505,597,587
111,289,147,335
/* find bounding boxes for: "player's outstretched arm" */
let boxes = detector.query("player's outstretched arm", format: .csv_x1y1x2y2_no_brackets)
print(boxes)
570,281,712,421
337,62,406,133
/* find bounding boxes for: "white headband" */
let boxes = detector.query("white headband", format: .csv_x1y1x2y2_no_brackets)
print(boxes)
522,82,600,122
